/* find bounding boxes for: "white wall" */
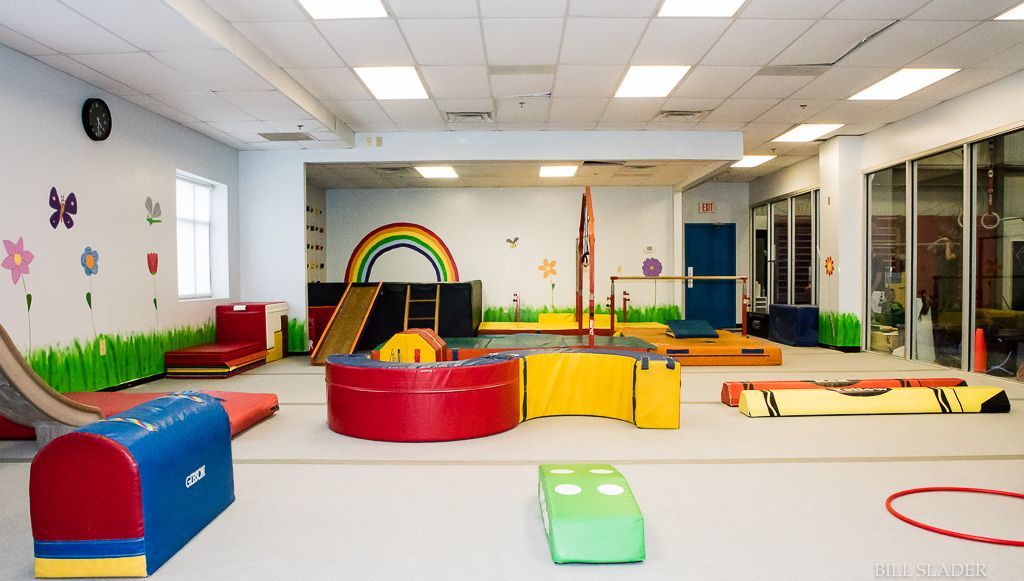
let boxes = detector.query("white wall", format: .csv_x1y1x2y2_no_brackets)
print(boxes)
749,157,819,206
238,131,742,318
0,45,239,352
680,182,750,323
325,187,675,310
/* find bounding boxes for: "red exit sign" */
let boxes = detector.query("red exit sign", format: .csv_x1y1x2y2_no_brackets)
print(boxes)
699,202,715,213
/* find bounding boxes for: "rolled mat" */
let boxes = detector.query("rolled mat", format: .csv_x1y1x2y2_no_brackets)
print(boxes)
738,386,1010,417
721,377,968,406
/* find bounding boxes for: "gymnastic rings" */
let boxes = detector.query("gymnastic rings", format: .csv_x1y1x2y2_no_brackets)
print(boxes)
886,487,1024,546
980,211,1002,230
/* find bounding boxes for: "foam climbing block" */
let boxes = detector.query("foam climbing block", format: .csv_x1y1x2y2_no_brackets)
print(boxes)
738,386,1011,417
374,328,447,363
538,464,644,564
721,378,969,406
30,393,234,577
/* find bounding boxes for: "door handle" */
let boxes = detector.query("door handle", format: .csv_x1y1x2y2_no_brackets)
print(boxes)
687,266,693,288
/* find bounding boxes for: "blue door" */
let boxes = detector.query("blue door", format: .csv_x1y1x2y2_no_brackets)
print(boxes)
685,223,736,329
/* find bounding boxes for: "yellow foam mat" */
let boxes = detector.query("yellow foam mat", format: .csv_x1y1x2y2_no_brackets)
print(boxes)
36,556,147,578
739,386,1010,417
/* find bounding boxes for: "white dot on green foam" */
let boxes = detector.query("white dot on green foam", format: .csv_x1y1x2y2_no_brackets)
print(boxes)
597,484,624,496
554,484,582,496
550,469,574,474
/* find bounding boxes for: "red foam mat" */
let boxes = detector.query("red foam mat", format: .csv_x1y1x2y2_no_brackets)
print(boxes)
164,342,265,367
0,390,279,439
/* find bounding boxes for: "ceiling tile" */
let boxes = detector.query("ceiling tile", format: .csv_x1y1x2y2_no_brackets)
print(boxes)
903,68,1017,101
490,73,554,98
600,98,665,122
754,99,835,123
0,0,135,54
702,19,816,66
350,122,400,132
286,67,371,100
495,98,551,122
153,92,254,122
400,19,485,65
235,22,343,68
61,0,221,52
378,100,444,123
672,66,760,98
741,123,797,146
632,18,730,65
549,97,610,122
807,100,889,123
826,0,930,19
874,99,941,123
483,19,563,65
395,122,449,132
831,123,885,135
908,0,1022,20
323,100,393,124
702,99,780,123
732,75,814,99
123,94,199,124
0,23,55,55
480,0,567,17
204,0,307,22
218,90,309,120
72,52,206,94
559,18,647,65
977,42,1024,68
264,119,325,132
436,99,494,112
552,65,625,97
316,20,414,66
836,20,976,67
773,20,894,66
791,67,896,100
421,66,491,98
36,54,139,96
662,97,724,111
151,49,273,92
206,120,274,134
386,0,478,18
911,22,1024,68
741,0,843,18
570,0,660,17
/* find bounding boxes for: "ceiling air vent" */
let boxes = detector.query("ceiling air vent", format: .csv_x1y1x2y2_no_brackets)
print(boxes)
258,132,314,141
757,65,829,77
445,111,495,123
656,110,707,121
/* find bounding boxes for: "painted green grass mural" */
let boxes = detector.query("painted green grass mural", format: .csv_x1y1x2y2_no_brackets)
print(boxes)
287,318,308,353
484,304,683,324
819,311,861,347
27,322,215,393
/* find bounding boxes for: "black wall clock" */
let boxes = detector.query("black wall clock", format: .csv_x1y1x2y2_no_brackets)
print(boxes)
82,98,112,141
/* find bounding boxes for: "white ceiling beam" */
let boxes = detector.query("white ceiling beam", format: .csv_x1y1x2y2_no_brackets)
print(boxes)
163,0,354,147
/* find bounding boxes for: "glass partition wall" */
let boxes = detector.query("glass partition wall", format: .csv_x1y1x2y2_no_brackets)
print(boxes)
867,125,1024,381
750,191,818,312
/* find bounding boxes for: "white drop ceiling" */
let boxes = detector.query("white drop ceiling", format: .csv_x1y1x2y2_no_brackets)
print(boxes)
306,160,722,190
0,0,1021,181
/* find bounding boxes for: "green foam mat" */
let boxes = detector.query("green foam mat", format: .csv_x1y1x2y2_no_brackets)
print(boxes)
538,464,645,564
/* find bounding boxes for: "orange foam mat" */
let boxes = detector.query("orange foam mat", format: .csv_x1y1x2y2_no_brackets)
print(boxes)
619,327,782,366
0,390,279,440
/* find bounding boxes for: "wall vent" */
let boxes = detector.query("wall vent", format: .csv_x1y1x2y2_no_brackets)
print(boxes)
656,110,707,121
445,111,495,123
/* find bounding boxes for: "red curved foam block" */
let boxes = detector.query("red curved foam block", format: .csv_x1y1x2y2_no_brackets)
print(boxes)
721,377,968,406
327,359,520,442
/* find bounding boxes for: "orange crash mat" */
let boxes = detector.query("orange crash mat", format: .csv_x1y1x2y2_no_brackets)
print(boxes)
619,326,782,366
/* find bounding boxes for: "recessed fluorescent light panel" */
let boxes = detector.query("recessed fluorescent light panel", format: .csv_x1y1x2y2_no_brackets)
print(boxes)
415,166,458,179
996,3,1024,19
772,124,844,143
298,0,387,19
615,66,691,98
731,155,776,168
354,67,428,100
540,166,579,178
849,68,960,101
659,0,746,17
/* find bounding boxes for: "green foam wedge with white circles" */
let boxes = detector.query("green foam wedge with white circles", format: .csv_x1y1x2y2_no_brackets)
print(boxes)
537,464,645,564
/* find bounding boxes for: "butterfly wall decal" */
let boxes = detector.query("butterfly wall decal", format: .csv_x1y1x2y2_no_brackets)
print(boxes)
48,186,77,229
145,196,162,225
506,236,519,249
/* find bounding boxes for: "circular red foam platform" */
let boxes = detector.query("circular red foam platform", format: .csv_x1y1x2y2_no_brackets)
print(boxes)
326,356,521,442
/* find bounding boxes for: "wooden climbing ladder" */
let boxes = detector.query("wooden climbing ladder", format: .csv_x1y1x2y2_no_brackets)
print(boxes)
403,284,441,332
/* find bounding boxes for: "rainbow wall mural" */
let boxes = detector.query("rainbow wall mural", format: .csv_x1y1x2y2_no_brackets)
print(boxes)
345,222,459,283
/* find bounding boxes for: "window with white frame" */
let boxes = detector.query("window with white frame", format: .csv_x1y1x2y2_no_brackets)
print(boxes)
176,174,213,299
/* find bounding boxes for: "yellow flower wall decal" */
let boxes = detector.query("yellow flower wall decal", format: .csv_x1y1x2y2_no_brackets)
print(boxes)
825,256,835,276
538,258,557,278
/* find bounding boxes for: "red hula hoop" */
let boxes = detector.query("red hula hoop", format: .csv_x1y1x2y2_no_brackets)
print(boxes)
886,487,1024,547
